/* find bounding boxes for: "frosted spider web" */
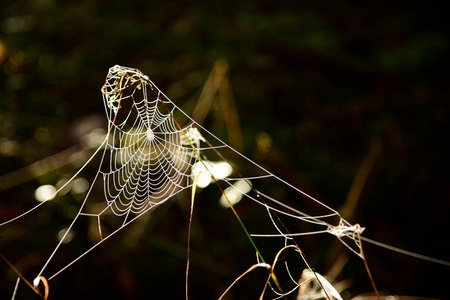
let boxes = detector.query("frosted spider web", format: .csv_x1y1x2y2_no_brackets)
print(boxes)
2,65,410,299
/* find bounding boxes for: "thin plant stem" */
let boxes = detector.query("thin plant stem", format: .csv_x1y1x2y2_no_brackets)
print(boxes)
358,232,381,300
0,252,47,299
186,173,201,300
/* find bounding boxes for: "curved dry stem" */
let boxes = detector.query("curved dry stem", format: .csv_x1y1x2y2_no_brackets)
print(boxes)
33,276,49,300
218,263,271,300
260,245,300,299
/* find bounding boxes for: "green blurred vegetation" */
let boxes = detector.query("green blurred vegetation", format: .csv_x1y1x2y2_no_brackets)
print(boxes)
1,0,449,299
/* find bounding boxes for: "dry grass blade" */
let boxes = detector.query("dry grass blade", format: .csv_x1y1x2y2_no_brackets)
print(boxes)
0,252,48,299
186,172,201,300
0,145,82,192
358,233,381,300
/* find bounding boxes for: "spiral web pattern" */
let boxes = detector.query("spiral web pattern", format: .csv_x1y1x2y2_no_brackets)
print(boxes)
94,66,364,298
1,65,370,299
98,66,200,223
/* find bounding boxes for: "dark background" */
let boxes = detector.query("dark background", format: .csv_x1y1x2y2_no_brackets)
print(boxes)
1,0,449,299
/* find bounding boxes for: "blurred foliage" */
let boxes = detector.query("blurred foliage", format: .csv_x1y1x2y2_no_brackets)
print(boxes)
1,0,449,299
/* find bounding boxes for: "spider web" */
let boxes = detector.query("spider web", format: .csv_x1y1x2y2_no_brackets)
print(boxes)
88,66,202,229
2,65,368,299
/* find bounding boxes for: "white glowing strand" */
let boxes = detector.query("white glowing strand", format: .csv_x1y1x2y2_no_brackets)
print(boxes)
39,65,359,284
6,65,439,300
